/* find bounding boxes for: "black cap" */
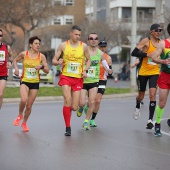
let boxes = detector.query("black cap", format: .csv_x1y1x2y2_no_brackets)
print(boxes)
150,23,162,31
98,40,107,47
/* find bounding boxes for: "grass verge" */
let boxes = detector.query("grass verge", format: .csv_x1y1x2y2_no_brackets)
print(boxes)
4,86,130,98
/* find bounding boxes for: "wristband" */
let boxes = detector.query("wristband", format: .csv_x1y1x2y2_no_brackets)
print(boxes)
41,65,44,69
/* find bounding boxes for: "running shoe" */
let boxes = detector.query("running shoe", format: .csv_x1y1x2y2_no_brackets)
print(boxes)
146,119,154,129
90,120,97,127
76,107,83,117
13,115,23,126
65,127,71,136
82,122,90,130
167,119,170,128
21,122,29,132
154,123,162,137
133,108,140,120
84,105,88,115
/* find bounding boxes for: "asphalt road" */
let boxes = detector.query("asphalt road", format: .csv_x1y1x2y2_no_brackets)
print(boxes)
1,95,170,170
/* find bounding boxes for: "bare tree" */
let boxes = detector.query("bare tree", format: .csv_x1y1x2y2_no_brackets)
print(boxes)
0,0,64,50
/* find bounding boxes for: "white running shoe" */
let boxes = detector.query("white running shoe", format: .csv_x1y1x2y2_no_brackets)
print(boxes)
133,108,140,120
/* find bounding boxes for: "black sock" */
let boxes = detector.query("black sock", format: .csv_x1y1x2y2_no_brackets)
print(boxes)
136,99,141,109
149,101,156,120
91,112,97,120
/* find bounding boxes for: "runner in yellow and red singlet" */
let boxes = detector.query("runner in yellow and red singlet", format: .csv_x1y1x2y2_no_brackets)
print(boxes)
148,23,170,136
52,25,91,136
13,36,49,132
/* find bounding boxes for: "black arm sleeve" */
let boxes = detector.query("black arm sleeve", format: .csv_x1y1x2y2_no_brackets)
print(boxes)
131,47,147,58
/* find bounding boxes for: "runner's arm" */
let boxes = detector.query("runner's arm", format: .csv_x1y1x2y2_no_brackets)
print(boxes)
131,38,148,58
52,43,64,66
148,41,170,65
6,45,13,69
35,54,49,74
84,44,91,71
13,52,25,76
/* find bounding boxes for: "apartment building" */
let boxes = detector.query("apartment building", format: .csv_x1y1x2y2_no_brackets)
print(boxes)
32,0,86,64
85,0,167,63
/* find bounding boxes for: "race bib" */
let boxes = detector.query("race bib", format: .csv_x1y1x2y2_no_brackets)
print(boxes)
26,68,38,78
87,66,96,77
147,58,156,65
0,51,5,61
67,62,80,74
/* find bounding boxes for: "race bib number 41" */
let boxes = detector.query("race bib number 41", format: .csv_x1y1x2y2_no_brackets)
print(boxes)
26,68,38,78
67,62,80,74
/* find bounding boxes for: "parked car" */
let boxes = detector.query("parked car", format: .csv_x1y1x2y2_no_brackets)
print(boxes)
12,63,23,80
39,67,54,84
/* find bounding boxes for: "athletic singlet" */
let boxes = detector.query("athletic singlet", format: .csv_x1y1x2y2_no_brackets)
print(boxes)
84,50,100,84
62,40,85,78
160,39,170,74
99,53,109,80
138,38,160,76
0,43,8,76
21,51,41,83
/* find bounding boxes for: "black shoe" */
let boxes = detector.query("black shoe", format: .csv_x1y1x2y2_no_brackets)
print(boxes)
146,119,154,129
65,127,71,136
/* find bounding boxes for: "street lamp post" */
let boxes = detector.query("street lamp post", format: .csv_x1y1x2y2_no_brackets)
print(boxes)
130,0,137,92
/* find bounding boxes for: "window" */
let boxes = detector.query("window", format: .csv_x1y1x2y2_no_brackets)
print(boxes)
64,15,74,24
65,0,74,6
54,18,61,25
54,0,62,5
65,18,73,24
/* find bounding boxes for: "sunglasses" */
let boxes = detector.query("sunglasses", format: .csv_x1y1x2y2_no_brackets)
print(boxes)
88,37,98,40
154,29,162,32
0,35,3,37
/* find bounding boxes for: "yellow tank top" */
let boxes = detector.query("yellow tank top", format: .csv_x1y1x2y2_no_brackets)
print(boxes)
62,40,85,78
21,51,41,83
138,38,160,76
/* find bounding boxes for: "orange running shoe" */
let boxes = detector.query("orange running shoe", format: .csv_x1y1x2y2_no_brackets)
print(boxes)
13,115,23,126
21,122,29,132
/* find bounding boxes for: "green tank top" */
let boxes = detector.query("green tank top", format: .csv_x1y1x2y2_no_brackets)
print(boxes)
84,50,100,83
